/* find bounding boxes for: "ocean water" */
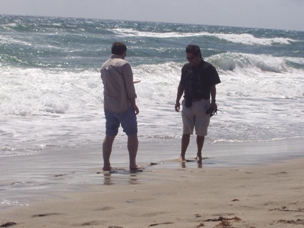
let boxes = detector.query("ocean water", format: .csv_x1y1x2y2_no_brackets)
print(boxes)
0,15,304,207
1,15,303,157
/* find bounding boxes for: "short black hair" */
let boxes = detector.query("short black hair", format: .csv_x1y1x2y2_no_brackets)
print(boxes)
111,42,127,55
186,44,202,58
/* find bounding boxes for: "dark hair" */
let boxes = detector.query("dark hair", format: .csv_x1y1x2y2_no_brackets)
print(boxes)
111,42,127,55
186,44,202,58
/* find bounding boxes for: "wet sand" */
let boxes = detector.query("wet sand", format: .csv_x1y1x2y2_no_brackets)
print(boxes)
1,159,304,227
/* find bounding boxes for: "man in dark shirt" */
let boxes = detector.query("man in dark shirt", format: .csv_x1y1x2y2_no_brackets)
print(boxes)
175,44,221,163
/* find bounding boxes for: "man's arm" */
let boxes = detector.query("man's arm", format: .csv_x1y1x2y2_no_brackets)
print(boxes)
122,63,139,114
209,84,217,111
123,63,137,98
129,97,139,115
175,83,184,112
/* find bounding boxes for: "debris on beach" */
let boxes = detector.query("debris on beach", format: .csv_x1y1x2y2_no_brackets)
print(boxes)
278,219,304,225
196,222,205,227
203,216,241,222
148,221,174,227
0,222,17,227
200,216,242,228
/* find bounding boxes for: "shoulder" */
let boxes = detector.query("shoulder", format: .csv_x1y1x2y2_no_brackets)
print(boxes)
120,60,131,70
202,61,221,84
182,63,191,72
201,60,213,69
111,58,130,69
112,57,128,64
201,61,218,73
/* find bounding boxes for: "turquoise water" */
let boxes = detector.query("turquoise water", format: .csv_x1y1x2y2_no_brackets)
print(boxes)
1,15,304,69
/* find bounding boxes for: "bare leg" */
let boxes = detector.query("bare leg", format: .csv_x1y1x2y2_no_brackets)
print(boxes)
180,134,190,161
128,134,138,170
196,135,205,163
102,135,115,171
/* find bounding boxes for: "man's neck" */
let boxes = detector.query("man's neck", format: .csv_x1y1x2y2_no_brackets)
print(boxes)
191,59,203,68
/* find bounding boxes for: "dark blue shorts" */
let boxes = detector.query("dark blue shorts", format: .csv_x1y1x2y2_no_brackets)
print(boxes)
104,106,138,136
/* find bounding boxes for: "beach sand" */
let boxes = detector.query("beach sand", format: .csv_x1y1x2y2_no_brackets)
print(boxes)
1,154,304,228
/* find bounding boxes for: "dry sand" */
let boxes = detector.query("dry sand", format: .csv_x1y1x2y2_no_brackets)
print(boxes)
1,158,304,228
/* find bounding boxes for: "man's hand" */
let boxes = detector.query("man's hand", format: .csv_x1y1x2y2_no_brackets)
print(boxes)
209,102,217,112
133,104,139,115
175,102,180,112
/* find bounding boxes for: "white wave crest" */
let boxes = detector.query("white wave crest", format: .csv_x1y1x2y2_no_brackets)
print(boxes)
209,52,291,74
216,33,295,45
111,28,296,46
112,28,206,38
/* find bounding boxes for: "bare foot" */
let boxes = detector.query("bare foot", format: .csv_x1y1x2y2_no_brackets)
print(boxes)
196,156,202,164
130,165,144,173
103,166,112,172
179,156,186,162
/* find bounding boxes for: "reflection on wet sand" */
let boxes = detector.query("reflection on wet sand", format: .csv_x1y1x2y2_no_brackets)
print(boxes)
103,172,112,185
101,159,206,186
180,162,203,169
102,172,139,185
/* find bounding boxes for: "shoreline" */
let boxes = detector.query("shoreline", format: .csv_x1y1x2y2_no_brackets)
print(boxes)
1,157,304,227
